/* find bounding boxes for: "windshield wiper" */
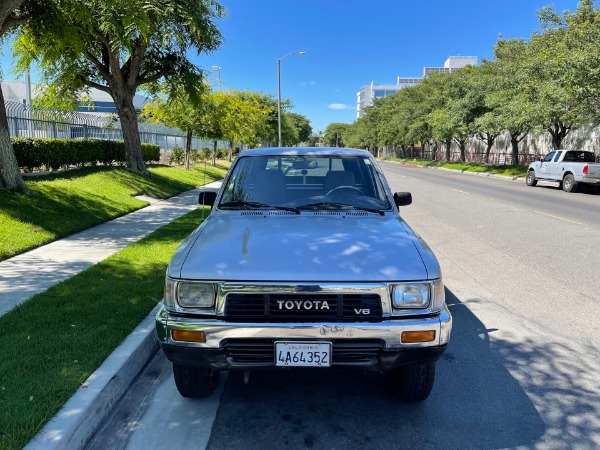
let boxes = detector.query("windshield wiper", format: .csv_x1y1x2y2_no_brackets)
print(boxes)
298,202,385,216
219,201,300,214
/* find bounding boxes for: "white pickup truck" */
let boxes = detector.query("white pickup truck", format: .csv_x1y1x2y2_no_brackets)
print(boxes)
526,149,600,192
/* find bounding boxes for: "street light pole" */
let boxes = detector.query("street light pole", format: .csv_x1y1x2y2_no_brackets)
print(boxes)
211,66,221,91
277,51,306,147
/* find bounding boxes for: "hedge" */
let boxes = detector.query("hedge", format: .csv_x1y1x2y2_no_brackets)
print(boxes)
11,138,161,171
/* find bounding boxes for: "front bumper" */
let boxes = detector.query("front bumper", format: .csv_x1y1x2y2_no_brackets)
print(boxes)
156,303,452,372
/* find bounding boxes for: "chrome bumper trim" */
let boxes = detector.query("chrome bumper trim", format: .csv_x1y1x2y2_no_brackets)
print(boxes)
156,303,452,349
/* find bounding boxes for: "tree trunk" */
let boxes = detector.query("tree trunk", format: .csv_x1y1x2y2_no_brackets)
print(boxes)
0,87,29,191
548,123,570,150
445,139,452,161
212,140,217,166
228,140,233,162
456,140,466,162
430,141,438,161
510,134,520,164
485,139,493,164
113,91,150,177
185,129,192,170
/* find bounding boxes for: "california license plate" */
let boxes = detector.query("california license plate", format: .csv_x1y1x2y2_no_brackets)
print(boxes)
275,341,331,367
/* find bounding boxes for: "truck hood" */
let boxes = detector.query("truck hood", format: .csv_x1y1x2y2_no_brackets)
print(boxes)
173,214,432,282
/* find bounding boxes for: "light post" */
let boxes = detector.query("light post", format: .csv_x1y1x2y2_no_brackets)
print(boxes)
277,51,306,147
211,66,221,91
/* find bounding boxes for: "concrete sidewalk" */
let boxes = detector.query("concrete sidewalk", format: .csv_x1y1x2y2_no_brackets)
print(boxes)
1,180,223,449
0,181,221,317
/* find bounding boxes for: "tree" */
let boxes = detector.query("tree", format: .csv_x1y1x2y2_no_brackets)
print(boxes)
15,0,224,176
485,39,533,163
0,0,42,191
287,113,312,144
529,0,600,148
324,123,349,147
212,90,268,159
142,83,211,170
248,93,294,147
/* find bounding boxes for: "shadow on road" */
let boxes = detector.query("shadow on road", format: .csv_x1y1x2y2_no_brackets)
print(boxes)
206,289,548,449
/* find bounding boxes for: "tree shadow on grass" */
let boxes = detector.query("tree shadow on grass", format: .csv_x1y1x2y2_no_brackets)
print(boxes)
204,288,597,449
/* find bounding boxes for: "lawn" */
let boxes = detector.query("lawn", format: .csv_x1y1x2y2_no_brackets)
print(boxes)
0,207,209,450
387,158,528,177
0,162,229,261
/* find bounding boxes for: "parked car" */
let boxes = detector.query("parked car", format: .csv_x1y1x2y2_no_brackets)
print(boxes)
156,147,452,402
526,149,600,192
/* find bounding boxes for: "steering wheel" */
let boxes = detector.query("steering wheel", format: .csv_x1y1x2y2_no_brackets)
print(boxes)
326,186,363,196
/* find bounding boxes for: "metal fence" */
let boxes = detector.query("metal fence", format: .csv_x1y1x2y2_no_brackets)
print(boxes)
5,101,227,150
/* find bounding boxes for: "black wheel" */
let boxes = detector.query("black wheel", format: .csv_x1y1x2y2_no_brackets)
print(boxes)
562,174,578,192
526,170,537,186
387,362,435,402
173,363,220,398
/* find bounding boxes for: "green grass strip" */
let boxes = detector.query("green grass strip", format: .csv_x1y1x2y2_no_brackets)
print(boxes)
387,158,528,177
0,162,229,261
0,207,208,450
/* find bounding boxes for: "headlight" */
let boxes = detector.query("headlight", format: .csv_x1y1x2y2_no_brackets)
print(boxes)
391,279,445,312
392,283,430,309
177,281,216,308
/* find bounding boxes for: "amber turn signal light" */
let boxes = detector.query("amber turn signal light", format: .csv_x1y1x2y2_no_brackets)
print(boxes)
401,331,436,343
171,330,206,343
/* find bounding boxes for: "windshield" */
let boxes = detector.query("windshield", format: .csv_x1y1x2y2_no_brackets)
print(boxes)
219,155,391,212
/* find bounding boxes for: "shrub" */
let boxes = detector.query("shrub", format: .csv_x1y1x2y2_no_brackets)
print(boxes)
169,147,185,165
216,147,227,159
189,148,200,164
142,144,161,162
201,147,212,161
11,138,161,171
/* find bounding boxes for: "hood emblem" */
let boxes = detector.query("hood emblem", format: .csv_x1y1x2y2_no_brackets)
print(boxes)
277,300,330,310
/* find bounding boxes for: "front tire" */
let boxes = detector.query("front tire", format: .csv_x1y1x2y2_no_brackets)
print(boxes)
173,363,220,398
562,174,578,192
526,170,537,186
388,362,436,402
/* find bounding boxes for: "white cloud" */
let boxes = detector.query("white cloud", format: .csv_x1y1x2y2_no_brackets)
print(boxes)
328,103,353,110
299,80,316,86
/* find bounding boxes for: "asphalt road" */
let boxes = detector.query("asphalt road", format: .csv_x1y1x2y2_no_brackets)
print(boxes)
87,163,600,449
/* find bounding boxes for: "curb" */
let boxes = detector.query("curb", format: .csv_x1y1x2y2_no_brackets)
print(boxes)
391,161,526,183
25,303,161,450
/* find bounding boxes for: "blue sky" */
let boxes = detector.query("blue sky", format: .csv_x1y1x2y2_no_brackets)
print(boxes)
1,0,580,133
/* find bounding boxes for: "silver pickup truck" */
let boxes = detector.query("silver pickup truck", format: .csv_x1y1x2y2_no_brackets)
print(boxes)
156,147,452,402
526,149,600,192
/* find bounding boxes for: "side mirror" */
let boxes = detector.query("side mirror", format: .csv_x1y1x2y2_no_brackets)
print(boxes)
393,192,412,208
198,191,217,207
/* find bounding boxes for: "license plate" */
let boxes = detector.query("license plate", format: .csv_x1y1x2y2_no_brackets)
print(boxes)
275,341,331,367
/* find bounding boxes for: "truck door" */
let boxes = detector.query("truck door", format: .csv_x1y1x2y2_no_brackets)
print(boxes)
540,151,556,177
551,151,564,178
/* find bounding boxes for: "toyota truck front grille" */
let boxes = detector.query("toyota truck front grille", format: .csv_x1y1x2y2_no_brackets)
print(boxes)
224,293,382,323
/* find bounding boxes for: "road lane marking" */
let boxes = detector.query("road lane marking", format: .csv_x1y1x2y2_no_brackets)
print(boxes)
408,177,420,182
534,211,585,226
451,189,470,195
